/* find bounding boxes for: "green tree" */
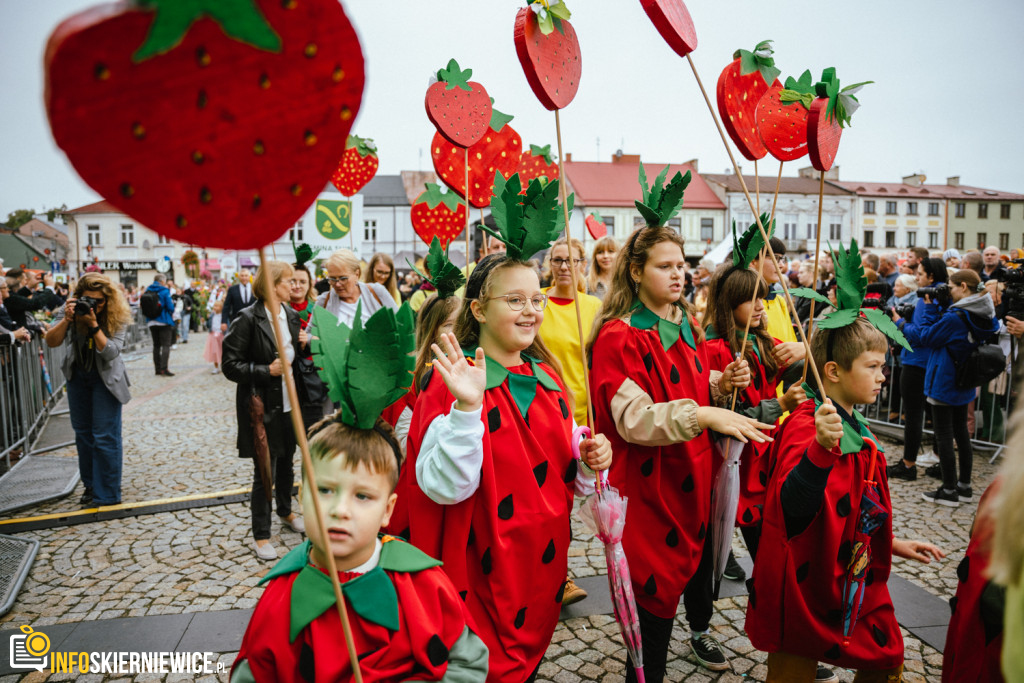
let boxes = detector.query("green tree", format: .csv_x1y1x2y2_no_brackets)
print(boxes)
4,209,35,230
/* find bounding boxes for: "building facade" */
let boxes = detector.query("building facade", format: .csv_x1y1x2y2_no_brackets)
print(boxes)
940,177,1024,253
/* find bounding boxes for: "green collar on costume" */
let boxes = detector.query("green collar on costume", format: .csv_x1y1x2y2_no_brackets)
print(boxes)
465,349,560,419
629,301,696,352
704,324,761,362
803,383,883,456
261,537,442,642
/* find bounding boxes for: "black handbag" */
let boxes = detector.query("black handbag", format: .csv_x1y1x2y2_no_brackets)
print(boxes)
948,310,1006,390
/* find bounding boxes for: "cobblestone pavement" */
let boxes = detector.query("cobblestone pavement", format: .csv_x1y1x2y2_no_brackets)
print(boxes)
2,332,997,681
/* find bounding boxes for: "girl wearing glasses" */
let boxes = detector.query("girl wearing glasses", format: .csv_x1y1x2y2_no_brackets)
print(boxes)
363,252,401,305
404,253,613,682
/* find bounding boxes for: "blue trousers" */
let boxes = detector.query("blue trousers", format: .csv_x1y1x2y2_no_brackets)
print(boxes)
67,367,123,505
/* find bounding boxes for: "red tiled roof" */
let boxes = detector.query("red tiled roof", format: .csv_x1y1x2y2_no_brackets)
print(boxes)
563,161,725,210
834,181,1024,201
64,200,122,214
705,173,854,196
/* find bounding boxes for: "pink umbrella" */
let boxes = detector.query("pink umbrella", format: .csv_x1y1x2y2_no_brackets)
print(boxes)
574,427,646,682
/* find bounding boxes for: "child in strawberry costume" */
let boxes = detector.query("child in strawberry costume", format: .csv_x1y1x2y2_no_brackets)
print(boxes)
747,242,944,682
404,173,613,682
232,307,488,683
588,165,772,682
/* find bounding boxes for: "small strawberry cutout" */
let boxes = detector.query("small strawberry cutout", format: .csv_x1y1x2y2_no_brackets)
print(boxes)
716,40,781,161
424,58,493,147
517,144,559,187
639,0,698,58
411,183,467,249
514,3,582,111
807,67,871,172
756,70,815,162
585,212,607,239
330,135,378,197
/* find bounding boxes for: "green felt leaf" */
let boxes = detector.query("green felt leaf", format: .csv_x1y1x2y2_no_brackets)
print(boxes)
529,144,554,164
635,164,690,227
658,171,690,225
816,308,859,329
830,239,866,312
437,58,473,92
489,106,514,132
346,135,377,158
813,68,871,128
488,172,567,260
552,16,565,35
737,51,759,77
346,308,416,429
133,0,281,61
789,287,831,306
419,183,462,212
291,235,321,267
409,237,466,299
638,163,650,202
635,202,662,227
310,306,353,409
784,70,815,94
732,212,775,268
862,307,913,352
779,89,814,110
734,40,778,85
537,10,555,35
548,1,572,21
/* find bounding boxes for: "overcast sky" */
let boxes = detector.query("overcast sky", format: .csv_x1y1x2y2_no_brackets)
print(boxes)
3,0,1023,219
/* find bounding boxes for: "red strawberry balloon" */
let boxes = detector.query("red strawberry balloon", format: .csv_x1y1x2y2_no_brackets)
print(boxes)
716,41,781,161
46,0,364,249
513,2,582,110
424,59,493,147
585,213,607,239
330,135,378,197
756,70,815,162
432,107,522,208
411,183,468,249
517,144,559,186
806,67,872,172
639,0,697,57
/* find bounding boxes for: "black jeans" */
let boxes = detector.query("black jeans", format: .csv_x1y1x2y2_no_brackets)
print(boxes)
149,324,174,373
899,365,927,462
251,410,296,540
931,402,973,490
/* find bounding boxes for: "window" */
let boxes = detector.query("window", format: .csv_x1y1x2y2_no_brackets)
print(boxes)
1000,233,1010,250
1001,204,1011,219
829,223,841,240
978,203,988,219
87,224,101,246
806,222,817,240
954,232,964,250
667,218,681,230
602,216,615,230
157,234,171,245
977,232,987,249
863,200,875,214
119,224,134,246
363,219,377,242
928,202,940,216
700,218,713,241
886,201,897,215
955,203,965,218
907,202,918,216
288,227,304,242
907,231,916,247
783,222,797,240
863,230,874,247
885,231,896,248
928,232,938,249
633,215,646,228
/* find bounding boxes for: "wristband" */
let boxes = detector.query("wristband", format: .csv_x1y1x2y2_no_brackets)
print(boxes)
87,326,101,337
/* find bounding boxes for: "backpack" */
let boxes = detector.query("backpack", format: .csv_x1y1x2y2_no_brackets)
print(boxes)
140,289,163,319
948,309,1006,390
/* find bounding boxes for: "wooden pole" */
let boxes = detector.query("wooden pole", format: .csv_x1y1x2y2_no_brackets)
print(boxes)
686,53,825,395
464,148,472,270
258,248,364,683
801,172,827,383
754,158,760,216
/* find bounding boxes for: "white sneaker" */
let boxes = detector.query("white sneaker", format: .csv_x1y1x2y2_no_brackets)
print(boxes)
211,368,220,374
918,451,939,465
253,540,277,561
172,344,179,350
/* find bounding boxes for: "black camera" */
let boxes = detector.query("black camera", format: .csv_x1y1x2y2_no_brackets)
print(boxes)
74,297,100,316
894,303,917,320
917,283,951,306
994,261,1024,322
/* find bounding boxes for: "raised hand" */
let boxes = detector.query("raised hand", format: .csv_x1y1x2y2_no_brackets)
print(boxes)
430,332,487,412
892,538,945,564
696,407,774,444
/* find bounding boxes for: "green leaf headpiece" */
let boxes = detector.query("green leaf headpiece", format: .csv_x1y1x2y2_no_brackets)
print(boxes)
291,235,321,268
480,172,573,260
731,213,776,269
407,237,466,299
635,163,692,228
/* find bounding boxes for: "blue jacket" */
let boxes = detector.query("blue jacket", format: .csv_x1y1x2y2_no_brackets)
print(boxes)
900,294,999,406
145,282,175,326
899,298,933,369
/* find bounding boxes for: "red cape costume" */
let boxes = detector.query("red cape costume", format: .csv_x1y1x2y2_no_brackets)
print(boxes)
381,385,418,540
745,396,902,670
405,354,577,682
232,536,474,682
589,304,714,618
943,478,1005,682
705,335,783,528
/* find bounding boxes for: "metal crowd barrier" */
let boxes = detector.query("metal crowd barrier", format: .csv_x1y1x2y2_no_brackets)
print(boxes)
0,335,69,471
859,340,1020,462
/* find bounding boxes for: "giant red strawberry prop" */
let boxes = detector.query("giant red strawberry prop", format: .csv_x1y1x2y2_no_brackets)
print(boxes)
411,183,468,249
639,0,698,57
513,2,582,110
807,67,871,172
46,0,364,249
330,135,378,197
585,212,607,239
517,143,559,186
716,40,781,161
432,107,522,208
756,70,815,162
424,59,492,148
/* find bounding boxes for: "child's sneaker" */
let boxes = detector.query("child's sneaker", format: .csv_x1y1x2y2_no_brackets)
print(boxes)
690,633,729,671
956,483,974,502
562,579,588,606
922,487,959,507
917,450,939,465
722,552,746,582
925,464,943,480
815,665,839,682
886,462,917,481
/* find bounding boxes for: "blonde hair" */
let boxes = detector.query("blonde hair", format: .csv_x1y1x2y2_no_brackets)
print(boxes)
364,253,399,302
413,294,461,390
253,261,294,302
542,238,586,293
990,403,1024,586
588,236,620,292
325,249,361,275
73,273,132,335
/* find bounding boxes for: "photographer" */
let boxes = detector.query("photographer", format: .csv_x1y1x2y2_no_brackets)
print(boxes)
885,274,919,421
887,258,948,481
45,273,133,506
896,269,999,506
0,280,32,344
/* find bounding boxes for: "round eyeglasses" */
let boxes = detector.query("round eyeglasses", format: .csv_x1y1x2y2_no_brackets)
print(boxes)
491,294,548,311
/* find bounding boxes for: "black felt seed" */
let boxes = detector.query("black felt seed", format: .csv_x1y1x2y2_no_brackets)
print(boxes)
665,528,679,548
741,508,754,524
981,582,1005,644
838,540,852,565
748,581,756,608
948,595,957,615
694,357,703,374
824,644,840,660
759,469,768,487
427,634,449,666
559,397,569,419
398,527,410,540
467,526,475,547
752,372,762,390
514,607,527,629
498,494,514,520
957,556,970,583
555,580,567,603
795,561,810,583
640,457,654,476
865,569,876,587
299,642,315,682
643,575,657,596
481,547,492,575
681,474,694,492
643,352,654,372
542,539,556,564
533,461,548,487
836,493,852,518
826,608,843,624
871,625,888,648
697,522,706,541
670,365,680,383
488,407,501,431
459,590,468,602
563,459,578,483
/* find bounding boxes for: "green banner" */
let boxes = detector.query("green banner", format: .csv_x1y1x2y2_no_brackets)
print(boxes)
315,199,352,240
